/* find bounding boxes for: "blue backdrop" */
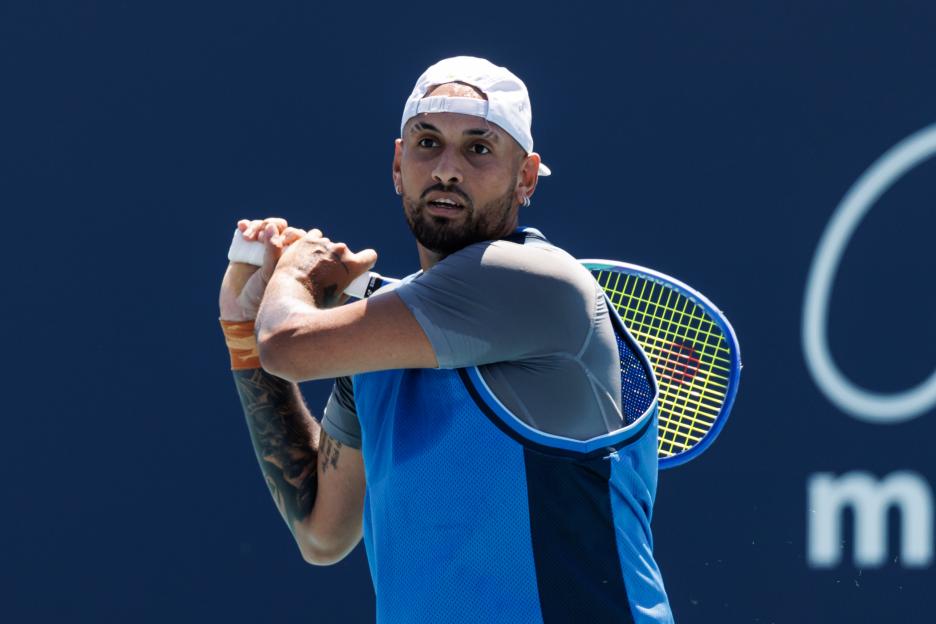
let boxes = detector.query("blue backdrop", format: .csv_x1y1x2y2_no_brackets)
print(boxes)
5,1,935,622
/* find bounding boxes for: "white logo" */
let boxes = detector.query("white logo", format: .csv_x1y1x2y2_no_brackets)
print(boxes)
808,471,933,568
802,123,936,424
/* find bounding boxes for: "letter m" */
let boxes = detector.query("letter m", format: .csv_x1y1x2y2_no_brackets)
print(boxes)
808,471,933,568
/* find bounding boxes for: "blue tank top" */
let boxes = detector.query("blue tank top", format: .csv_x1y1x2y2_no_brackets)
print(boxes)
352,241,672,624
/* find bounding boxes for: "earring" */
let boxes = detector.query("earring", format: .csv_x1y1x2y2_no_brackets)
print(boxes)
395,186,402,196
521,195,531,208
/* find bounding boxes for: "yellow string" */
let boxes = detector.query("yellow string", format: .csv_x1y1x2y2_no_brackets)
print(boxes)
594,269,731,458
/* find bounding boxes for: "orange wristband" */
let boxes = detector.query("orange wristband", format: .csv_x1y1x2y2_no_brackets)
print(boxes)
220,319,261,370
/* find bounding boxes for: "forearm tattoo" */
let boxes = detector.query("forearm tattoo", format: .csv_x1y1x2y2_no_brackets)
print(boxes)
233,368,321,531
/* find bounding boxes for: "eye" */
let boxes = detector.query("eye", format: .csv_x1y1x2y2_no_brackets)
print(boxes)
418,137,439,148
470,143,491,155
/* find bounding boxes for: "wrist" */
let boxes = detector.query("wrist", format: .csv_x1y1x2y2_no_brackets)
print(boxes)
219,319,261,370
219,307,256,323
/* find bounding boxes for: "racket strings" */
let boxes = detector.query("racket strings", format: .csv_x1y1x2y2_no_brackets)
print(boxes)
594,270,731,459
628,289,723,454
621,286,731,363
622,302,732,380
625,279,725,454
625,279,722,454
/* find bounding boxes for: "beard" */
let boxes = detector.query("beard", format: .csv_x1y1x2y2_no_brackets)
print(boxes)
403,183,517,256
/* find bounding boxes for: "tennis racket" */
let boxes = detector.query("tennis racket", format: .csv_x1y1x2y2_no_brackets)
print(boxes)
228,232,741,467
580,260,740,468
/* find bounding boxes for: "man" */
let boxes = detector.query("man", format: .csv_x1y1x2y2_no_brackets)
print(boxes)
219,56,673,623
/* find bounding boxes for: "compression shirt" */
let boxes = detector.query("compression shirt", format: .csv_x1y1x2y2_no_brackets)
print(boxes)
324,228,624,444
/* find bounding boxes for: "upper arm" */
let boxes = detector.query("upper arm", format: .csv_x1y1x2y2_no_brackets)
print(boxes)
394,242,596,369
293,428,366,565
258,290,438,382
295,379,365,565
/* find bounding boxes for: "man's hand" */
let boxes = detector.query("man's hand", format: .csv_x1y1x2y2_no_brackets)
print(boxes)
272,229,378,309
219,218,306,321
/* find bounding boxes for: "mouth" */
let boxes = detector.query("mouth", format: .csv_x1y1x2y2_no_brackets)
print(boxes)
425,196,467,218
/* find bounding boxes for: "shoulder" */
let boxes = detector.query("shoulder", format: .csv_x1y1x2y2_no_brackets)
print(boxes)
436,235,597,298
392,234,602,368
485,237,591,283
424,236,602,340
482,238,599,318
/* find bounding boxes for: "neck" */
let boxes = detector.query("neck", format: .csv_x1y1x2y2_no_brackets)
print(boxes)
417,243,445,271
416,219,522,271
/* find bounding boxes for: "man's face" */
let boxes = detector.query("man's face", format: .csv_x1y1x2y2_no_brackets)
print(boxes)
395,101,528,256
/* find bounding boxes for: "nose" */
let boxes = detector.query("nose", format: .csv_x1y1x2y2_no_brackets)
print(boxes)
432,147,463,186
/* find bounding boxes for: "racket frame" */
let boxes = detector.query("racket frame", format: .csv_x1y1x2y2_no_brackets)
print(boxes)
580,259,742,469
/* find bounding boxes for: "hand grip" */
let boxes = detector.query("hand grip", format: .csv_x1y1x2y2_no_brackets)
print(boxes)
227,229,388,298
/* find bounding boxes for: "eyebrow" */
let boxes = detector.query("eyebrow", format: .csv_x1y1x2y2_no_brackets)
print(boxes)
412,122,438,133
411,122,500,141
464,128,499,141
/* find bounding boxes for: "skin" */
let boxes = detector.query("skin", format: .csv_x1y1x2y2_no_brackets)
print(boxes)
219,81,543,563
393,81,541,268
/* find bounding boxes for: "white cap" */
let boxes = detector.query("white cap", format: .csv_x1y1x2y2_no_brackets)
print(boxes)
400,56,551,177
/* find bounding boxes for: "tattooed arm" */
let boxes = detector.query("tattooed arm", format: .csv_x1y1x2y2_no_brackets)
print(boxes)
233,367,365,565
234,369,318,531
221,219,365,566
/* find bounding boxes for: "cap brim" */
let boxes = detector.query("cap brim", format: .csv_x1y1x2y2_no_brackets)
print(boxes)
538,162,551,176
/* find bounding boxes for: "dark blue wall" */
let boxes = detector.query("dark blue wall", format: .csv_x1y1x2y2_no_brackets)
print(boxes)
5,1,936,621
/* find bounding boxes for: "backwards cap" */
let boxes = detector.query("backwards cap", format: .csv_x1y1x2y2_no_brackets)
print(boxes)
400,56,551,176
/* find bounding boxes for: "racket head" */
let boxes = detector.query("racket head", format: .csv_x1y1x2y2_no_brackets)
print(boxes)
580,260,742,469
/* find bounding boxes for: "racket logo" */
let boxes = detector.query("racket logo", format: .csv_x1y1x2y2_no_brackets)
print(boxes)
658,341,700,385
802,122,936,424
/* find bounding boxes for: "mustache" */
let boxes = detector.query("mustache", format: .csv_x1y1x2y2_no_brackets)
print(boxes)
419,183,472,206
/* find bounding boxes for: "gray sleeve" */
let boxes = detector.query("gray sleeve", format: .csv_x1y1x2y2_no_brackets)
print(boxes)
394,240,597,369
321,376,362,449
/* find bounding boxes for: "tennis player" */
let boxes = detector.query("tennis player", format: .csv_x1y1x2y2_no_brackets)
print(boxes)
219,56,673,623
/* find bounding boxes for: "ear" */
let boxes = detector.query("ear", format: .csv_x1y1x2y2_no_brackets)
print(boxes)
392,139,403,194
516,152,541,205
